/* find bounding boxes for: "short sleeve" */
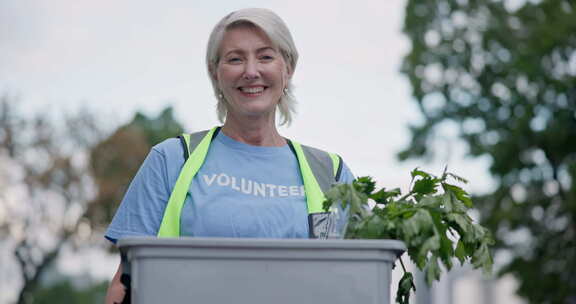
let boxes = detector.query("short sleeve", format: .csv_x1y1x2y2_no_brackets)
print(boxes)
104,146,172,244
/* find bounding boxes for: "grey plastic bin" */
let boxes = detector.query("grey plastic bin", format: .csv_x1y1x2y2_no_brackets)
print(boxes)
118,237,405,304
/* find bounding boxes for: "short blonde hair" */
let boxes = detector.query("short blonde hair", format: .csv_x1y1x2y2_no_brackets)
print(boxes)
206,8,299,126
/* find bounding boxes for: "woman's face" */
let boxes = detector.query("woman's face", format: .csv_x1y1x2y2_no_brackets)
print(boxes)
216,25,291,121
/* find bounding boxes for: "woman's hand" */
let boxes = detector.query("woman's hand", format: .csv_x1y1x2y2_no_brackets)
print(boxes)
105,262,126,304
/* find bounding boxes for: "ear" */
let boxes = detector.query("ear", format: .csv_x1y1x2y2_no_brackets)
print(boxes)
281,54,293,78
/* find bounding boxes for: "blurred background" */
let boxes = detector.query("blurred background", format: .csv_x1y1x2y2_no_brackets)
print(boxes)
0,0,574,303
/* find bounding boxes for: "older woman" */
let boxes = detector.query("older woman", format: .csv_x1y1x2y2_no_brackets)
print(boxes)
105,8,354,303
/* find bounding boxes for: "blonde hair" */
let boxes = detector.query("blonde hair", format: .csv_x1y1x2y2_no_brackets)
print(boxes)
206,8,299,126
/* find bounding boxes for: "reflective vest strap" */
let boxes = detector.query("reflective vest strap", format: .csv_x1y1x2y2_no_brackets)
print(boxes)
328,152,343,181
300,144,342,192
177,134,190,159
157,127,218,237
291,142,332,214
293,143,342,239
329,153,339,177
187,129,221,158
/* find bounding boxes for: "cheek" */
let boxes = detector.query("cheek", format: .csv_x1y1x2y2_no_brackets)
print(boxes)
274,64,289,85
216,64,239,81
216,69,236,90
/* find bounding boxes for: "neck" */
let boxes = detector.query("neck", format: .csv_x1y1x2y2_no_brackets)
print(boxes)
221,114,286,147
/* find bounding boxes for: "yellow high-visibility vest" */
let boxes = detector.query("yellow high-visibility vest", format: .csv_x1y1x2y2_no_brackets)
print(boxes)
157,127,343,238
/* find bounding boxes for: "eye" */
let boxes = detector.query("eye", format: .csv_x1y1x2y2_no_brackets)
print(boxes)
227,57,242,64
260,55,274,61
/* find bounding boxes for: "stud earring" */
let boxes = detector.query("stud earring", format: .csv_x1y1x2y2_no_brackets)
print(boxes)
218,91,224,99
283,88,288,95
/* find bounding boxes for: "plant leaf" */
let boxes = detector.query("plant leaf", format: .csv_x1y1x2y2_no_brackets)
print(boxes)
447,213,472,237
418,234,440,262
401,209,434,239
472,242,493,274
396,272,415,304
357,215,384,239
447,172,468,184
442,192,468,213
443,183,473,208
411,168,431,179
370,187,401,204
413,177,439,196
323,167,493,301
428,208,454,270
455,240,467,265
425,255,441,286
419,196,441,207
353,176,376,195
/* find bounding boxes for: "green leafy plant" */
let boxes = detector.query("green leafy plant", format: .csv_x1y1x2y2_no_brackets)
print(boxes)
323,167,494,304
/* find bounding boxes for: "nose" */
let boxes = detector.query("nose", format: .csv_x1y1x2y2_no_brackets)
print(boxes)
242,58,260,80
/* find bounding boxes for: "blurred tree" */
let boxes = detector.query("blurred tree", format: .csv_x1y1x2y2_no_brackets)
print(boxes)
0,96,185,303
32,280,108,304
0,95,103,304
400,0,576,303
86,107,184,230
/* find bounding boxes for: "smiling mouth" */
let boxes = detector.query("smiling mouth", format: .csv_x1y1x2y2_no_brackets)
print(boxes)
238,86,266,96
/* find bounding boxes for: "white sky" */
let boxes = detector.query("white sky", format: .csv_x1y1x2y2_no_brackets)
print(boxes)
0,1,505,302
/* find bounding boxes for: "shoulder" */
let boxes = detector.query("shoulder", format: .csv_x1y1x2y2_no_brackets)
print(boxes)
295,142,337,168
299,143,333,157
293,140,337,160
151,129,216,166
151,137,183,156
293,141,354,183
146,137,187,177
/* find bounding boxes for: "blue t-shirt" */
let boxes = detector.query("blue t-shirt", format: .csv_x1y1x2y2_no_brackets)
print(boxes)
105,132,354,243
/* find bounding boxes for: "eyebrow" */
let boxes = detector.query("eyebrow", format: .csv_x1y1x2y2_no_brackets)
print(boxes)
223,46,277,57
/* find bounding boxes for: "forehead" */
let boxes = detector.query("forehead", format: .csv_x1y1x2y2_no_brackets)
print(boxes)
219,24,274,53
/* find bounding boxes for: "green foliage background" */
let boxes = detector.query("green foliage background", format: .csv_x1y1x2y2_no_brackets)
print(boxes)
32,280,108,304
87,107,184,231
400,0,576,303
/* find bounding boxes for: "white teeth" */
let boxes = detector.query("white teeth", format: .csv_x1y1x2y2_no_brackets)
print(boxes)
240,87,264,93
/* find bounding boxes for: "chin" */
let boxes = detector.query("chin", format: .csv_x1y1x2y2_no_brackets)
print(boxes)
231,105,277,119
231,99,278,114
